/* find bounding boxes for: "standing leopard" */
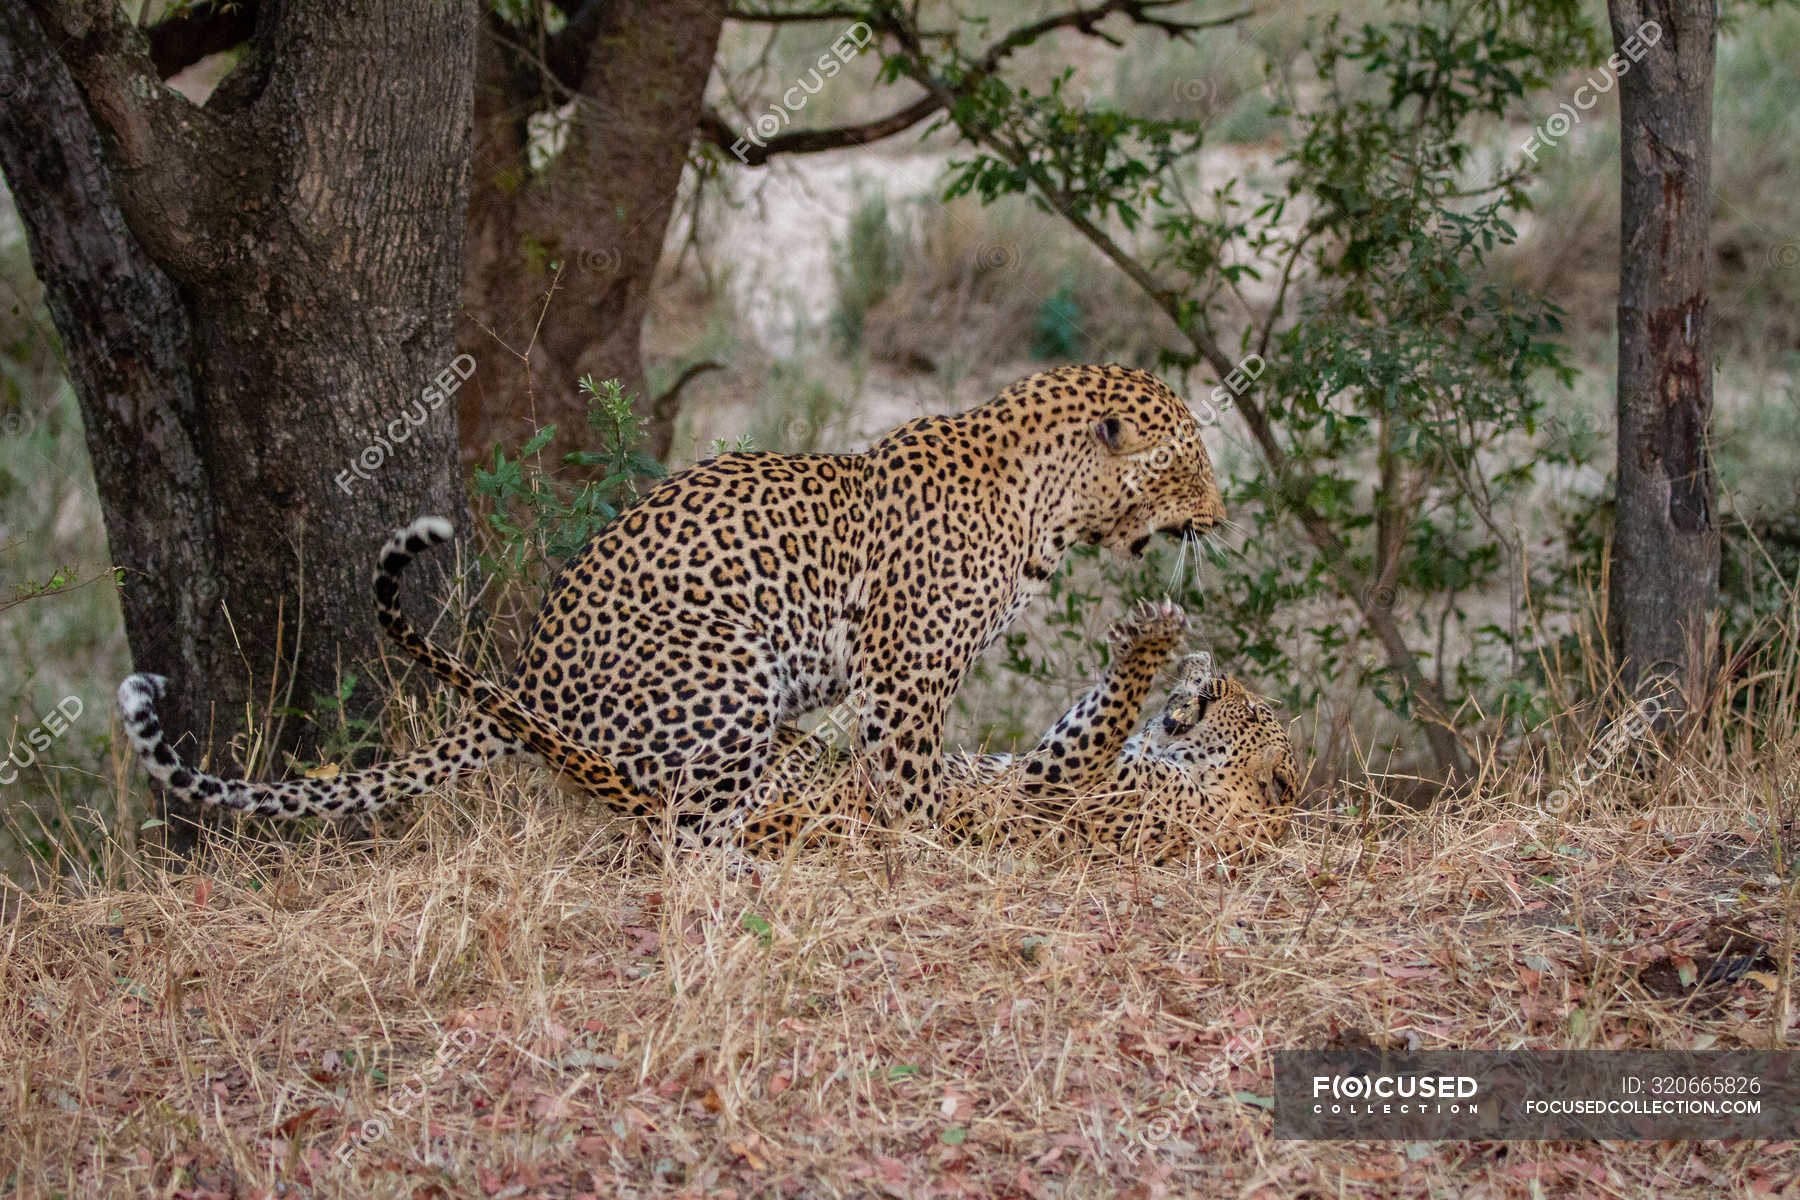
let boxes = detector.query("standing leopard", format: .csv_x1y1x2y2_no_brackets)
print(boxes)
119,364,1223,843
741,602,1299,863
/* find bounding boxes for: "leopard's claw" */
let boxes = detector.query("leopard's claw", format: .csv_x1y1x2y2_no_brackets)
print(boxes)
1105,596,1189,661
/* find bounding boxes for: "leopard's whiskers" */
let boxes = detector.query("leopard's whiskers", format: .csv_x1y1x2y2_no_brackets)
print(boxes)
1166,530,1192,590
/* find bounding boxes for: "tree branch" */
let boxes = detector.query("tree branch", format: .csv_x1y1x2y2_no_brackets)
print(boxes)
707,2,1250,164
647,360,725,436
698,92,940,163
479,2,637,110
974,1,1251,70
22,0,246,279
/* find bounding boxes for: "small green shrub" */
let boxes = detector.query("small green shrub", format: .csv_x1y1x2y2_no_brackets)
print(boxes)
472,376,666,591
829,192,904,353
1029,283,1085,360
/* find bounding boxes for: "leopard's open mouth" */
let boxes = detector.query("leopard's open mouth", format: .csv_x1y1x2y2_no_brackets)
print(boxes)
1160,516,1217,539
1107,511,1215,558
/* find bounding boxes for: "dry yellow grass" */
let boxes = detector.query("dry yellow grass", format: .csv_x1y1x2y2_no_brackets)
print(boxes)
4,666,1799,1197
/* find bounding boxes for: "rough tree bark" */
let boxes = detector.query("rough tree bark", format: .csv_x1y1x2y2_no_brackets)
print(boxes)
0,1,474,852
1605,0,1718,714
458,1,727,465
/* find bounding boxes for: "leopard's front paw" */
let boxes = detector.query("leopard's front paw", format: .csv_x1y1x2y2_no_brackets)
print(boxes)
1105,596,1188,664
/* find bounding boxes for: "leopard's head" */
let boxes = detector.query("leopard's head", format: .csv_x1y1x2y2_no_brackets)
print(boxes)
1154,663,1297,846
999,364,1225,557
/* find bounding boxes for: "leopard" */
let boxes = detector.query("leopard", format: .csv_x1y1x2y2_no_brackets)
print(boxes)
118,363,1224,846
738,600,1299,864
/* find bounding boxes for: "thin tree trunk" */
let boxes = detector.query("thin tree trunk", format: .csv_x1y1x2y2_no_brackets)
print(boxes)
458,1,726,466
1605,0,1719,714
0,0,475,852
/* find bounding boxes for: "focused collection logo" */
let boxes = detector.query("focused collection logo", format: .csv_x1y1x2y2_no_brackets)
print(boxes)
1311,1073,1480,1115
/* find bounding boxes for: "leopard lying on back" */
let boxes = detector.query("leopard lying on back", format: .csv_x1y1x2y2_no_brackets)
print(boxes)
741,600,1299,864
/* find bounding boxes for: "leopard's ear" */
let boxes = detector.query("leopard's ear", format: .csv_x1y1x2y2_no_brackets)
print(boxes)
1091,414,1152,455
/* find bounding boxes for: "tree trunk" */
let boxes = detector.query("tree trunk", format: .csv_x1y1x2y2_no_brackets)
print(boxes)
458,1,726,467
1605,0,1719,715
0,0,474,852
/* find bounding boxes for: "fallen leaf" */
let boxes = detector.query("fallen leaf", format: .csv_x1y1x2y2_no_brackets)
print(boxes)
1674,956,1699,988
276,1106,319,1136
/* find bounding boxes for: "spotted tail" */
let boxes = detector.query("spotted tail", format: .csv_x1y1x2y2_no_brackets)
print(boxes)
115,673,512,818
113,518,525,818
371,517,655,815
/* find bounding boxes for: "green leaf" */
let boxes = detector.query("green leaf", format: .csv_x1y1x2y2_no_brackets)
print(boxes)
740,912,773,948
